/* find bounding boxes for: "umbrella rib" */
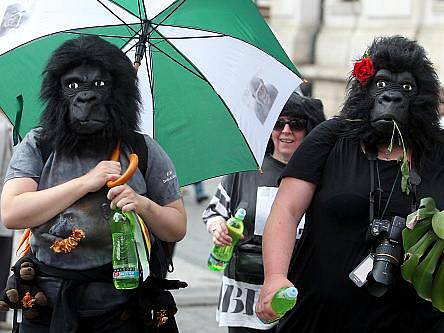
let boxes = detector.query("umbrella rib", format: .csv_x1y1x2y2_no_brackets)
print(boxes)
122,38,140,56
150,0,187,23
144,45,156,136
64,31,136,40
139,0,148,21
153,30,260,171
95,0,140,36
149,35,225,40
148,0,188,37
153,23,300,77
0,23,138,58
147,41,205,81
146,45,155,99
137,0,145,26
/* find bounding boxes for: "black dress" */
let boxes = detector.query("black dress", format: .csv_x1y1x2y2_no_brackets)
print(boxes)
277,119,444,333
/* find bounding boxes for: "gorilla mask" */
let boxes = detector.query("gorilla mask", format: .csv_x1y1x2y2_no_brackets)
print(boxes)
339,36,442,167
369,69,417,135
61,63,112,135
39,36,140,156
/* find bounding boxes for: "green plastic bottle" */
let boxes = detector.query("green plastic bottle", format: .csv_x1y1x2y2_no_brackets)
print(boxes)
271,287,298,319
208,208,246,271
110,208,139,289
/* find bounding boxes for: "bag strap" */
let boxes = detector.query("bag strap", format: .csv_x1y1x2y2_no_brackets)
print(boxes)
131,132,148,177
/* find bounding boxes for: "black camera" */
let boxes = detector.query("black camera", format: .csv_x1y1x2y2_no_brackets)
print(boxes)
366,216,406,297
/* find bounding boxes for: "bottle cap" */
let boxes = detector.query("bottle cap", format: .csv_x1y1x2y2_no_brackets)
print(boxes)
235,208,246,219
285,287,298,298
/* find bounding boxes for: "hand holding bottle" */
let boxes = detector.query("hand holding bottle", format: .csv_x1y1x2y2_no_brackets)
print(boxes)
256,275,295,323
107,183,147,213
208,218,232,246
208,208,246,271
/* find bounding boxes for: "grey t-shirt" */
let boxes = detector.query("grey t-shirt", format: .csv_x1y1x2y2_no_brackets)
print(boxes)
4,128,181,314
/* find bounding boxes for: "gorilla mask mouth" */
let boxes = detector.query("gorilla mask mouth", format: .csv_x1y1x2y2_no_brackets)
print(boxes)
371,117,397,134
71,119,105,134
371,113,408,134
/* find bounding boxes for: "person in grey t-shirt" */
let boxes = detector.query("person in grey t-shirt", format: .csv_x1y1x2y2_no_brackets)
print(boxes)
0,36,187,332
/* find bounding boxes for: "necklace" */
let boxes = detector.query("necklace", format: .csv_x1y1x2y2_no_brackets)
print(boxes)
375,160,401,218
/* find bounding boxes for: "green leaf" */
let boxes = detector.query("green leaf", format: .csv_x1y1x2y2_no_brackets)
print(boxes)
418,197,438,214
403,218,432,250
412,240,444,301
400,157,410,195
432,211,444,240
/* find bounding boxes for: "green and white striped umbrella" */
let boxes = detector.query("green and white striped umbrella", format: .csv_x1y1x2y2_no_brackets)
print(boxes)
0,0,302,185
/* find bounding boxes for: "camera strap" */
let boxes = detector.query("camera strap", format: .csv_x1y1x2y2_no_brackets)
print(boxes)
365,149,418,225
367,150,377,224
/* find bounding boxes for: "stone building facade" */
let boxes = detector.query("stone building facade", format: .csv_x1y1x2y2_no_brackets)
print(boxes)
257,0,444,117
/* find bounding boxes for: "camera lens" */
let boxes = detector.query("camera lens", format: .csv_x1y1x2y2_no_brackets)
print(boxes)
366,240,403,297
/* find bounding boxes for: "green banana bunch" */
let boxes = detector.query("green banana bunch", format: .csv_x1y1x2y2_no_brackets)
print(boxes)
401,230,436,283
400,197,444,312
411,240,444,300
432,255,444,311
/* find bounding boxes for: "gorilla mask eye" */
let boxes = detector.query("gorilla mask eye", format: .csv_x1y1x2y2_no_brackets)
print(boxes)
402,83,413,91
68,82,79,89
94,80,106,87
376,80,387,88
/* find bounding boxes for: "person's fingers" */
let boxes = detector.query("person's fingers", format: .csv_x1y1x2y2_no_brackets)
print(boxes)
122,203,136,212
219,222,229,234
256,301,276,322
215,229,232,244
213,232,231,246
106,173,121,184
213,236,225,246
107,185,124,200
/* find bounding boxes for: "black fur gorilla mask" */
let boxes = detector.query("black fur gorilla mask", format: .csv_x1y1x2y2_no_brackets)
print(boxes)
61,64,113,135
340,36,442,168
369,69,417,134
39,36,141,156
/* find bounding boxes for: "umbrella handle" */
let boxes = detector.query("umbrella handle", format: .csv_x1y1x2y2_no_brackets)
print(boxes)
107,141,139,188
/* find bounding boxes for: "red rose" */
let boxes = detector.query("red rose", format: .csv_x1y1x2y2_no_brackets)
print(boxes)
353,57,374,86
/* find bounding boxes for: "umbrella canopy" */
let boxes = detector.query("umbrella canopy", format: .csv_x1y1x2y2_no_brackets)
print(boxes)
0,0,302,185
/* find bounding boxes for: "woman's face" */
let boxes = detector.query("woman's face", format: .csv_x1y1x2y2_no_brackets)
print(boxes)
271,116,306,164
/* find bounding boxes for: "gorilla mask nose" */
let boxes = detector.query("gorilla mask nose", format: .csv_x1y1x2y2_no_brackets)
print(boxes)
371,90,410,135
380,91,403,106
76,91,98,106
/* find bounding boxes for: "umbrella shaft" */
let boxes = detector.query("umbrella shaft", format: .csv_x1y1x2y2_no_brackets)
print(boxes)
134,21,152,65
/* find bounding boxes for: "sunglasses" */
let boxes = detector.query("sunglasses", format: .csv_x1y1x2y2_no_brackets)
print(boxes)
273,118,307,131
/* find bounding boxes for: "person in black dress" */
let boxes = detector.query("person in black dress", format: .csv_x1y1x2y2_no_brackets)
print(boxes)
256,36,444,332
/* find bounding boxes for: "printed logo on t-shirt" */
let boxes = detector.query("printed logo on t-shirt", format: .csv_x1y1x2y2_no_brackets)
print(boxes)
162,170,177,183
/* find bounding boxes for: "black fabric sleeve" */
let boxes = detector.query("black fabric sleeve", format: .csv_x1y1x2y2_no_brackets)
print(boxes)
280,118,341,186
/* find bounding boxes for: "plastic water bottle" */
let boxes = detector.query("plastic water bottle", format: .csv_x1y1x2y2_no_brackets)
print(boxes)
208,208,246,271
110,208,139,289
271,287,298,319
